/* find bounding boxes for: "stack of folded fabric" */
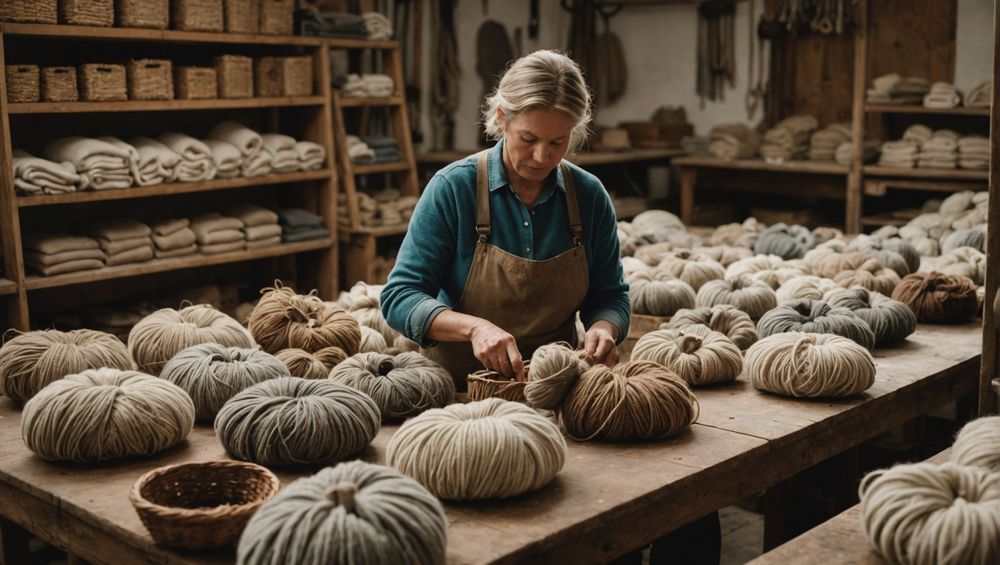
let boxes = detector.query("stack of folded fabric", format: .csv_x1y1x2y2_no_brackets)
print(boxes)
228,203,281,250
902,124,933,146
958,135,989,170
808,123,851,161
923,82,962,109
23,233,104,276
965,81,991,108
190,213,245,255
44,136,133,190
150,217,197,259
299,11,368,38
157,133,217,182
129,137,182,186
362,12,392,39
360,74,394,97
707,123,760,160
12,150,83,195
362,135,400,163
208,122,269,178
866,73,929,104
338,191,377,226
83,218,154,266
878,140,919,168
346,135,375,164
759,115,818,163
261,133,300,173
338,74,368,97
203,139,243,178
295,141,326,170
681,135,711,155
95,136,141,185
279,208,330,242
917,130,958,169
834,140,880,165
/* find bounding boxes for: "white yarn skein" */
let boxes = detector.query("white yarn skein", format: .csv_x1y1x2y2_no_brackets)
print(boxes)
746,332,876,397
951,416,1000,472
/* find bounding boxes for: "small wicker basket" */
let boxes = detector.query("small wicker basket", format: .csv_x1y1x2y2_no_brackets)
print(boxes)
42,67,78,102
116,0,168,28
223,0,257,33
0,0,57,23
60,0,114,26
79,64,127,101
172,0,223,31
258,0,293,35
6,65,40,103
467,367,529,403
130,460,280,550
254,56,313,97
174,66,218,100
127,59,173,100
214,54,253,99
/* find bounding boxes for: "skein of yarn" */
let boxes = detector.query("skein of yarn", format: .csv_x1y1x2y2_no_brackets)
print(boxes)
850,237,920,275
654,249,725,291
633,242,676,266
385,398,566,500
859,462,1000,565
328,352,454,419
941,225,986,253
21,368,195,462
775,275,839,304
347,294,400,346
215,377,380,466
746,332,876,397
160,344,289,422
757,299,876,349
628,271,696,316
630,209,685,235
666,305,759,350
935,246,986,285
832,257,901,296
358,326,389,353
693,245,753,267
753,223,816,259
951,416,1000,472
631,325,742,386
696,275,777,320
236,460,447,565
824,287,916,345
274,348,343,380
0,329,133,404
248,282,361,356
129,305,254,375
891,272,979,323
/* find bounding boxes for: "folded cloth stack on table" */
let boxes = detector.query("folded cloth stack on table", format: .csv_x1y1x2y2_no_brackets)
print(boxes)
157,133,217,182
12,150,83,195
338,189,418,228
228,203,281,250
362,12,392,39
923,82,962,109
965,81,991,108
22,233,104,276
346,135,375,164
878,141,919,168
296,141,326,170
278,208,330,242
337,191,377,226
759,115,818,163
834,140,880,166
203,140,243,178
808,123,851,161
83,218,154,266
958,135,989,170
44,136,133,190
917,130,959,169
708,123,760,160
129,137,182,186
299,11,368,38
362,135,400,163
150,217,197,259
261,133,300,173
191,213,246,254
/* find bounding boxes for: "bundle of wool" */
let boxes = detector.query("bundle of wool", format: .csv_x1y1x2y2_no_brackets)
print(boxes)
215,377,379,466
941,225,986,253
633,242,676,266
236,461,447,565
385,398,566,500
775,275,840,304
935,246,986,285
128,305,254,375
654,249,726,291
746,333,876,397
21,368,195,462
891,272,978,323
665,304,758,350
709,219,764,248
692,245,753,267
725,254,810,288
628,271,696,316
346,293,400,346
832,257,901,296
160,344,289,422
950,416,1000,472
358,326,389,353
620,256,650,277
811,250,872,279
275,347,345,379
753,223,816,259
328,352,454,419
0,329,133,404
757,299,876,349
248,282,361,356
696,275,777,320
630,325,742,386
630,209,685,236
849,237,920,276
823,287,916,345
939,190,976,216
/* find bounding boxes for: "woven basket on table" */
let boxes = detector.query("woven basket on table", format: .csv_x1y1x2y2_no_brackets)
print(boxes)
258,0,293,35
60,0,114,26
42,67,78,102
467,365,529,403
254,56,313,97
116,0,168,28
130,460,280,550
214,55,252,99
172,0,223,31
79,64,127,101
174,66,217,100
127,59,173,100
0,0,57,23
6,65,39,103
223,0,257,33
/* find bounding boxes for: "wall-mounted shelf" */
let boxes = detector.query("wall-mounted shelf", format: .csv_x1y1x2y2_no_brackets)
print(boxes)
865,103,990,116
338,96,405,107
0,22,323,45
8,96,326,114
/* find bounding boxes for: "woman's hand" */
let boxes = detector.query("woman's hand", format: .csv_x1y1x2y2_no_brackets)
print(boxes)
583,321,619,366
470,321,525,380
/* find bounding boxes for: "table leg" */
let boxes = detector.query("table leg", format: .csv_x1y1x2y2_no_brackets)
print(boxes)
1,517,30,565
679,167,697,225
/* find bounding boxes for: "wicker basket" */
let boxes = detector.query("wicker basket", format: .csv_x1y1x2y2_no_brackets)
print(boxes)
258,0,293,35
254,56,312,97
172,0,223,31
60,0,114,26
174,66,217,99
41,67,78,102
127,59,173,100
223,0,257,33
467,367,528,403
214,55,252,99
116,0,168,28
0,0,57,23
6,65,39,103
130,460,280,550
79,64,127,101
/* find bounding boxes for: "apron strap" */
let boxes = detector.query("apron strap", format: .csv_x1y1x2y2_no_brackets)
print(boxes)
475,150,491,242
560,162,584,246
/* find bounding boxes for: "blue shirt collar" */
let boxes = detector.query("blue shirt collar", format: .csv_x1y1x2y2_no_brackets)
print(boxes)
488,138,566,194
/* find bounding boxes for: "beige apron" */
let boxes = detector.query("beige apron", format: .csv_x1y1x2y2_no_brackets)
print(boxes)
425,150,590,389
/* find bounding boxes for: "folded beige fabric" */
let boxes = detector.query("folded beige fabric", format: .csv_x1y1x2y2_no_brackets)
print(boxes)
22,233,99,255
208,121,263,159
228,203,278,227
246,236,282,249
200,228,244,245
965,81,991,107
262,133,299,173
155,244,198,258
200,240,245,255
96,136,141,183
28,258,104,276
242,151,273,177
191,213,244,243
106,245,153,266
150,217,190,237
152,228,196,250
25,248,105,267
129,137,182,186
245,224,282,241
43,136,133,190
204,139,243,178
99,235,150,256
296,141,326,170
157,132,217,182
902,124,932,145
922,82,961,109
12,150,83,195
85,218,151,241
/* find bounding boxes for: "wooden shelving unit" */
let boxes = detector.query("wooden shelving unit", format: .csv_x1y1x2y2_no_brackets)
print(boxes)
8,96,326,114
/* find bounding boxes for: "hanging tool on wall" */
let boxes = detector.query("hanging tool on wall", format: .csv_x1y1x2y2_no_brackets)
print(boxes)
696,0,736,106
773,0,852,35
746,0,770,121
593,5,627,112
430,0,459,149
528,0,539,39
475,19,514,146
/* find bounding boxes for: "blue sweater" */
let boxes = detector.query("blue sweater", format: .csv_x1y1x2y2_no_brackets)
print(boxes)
380,140,630,346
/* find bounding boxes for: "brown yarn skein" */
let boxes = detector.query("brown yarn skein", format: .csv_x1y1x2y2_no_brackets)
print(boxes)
631,325,743,386
128,305,254,376
891,272,979,323
248,282,361,355
666,304,758,350
276,347,347,379
832,257,901,296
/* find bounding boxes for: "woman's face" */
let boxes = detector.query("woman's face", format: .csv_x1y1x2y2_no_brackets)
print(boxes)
499,107,575,185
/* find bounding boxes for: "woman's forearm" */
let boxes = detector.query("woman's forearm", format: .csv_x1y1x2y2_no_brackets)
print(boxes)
426,310,489,342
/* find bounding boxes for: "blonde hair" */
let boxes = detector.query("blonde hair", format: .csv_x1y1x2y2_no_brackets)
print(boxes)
482,50,592,151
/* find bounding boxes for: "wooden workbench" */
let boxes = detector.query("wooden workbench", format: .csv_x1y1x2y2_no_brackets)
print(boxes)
0,322,982,564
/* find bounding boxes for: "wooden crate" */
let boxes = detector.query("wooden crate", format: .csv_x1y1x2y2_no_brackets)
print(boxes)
215,55,253,99
127,59,173,100
223,0,257,33
79,63,127,101
258,0,293,35
254,56,312,97
171,0,223,31
41,67,78,102
5,65,39,103
60,0,114,26
116,0,168,29
174,66,217,100
0,0,57,23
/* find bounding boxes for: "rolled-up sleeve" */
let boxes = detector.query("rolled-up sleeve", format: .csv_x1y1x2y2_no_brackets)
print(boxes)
579,187,631,343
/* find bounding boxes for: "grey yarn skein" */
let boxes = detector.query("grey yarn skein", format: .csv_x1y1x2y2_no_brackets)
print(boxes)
753,223,816,259
666,305,759,350
941,225,986,253
823,287,916,345
628,271,697,316
159,344,289,422
746,332,876,397
851,237,920,275
951,416,1000,472
696,275,777,320
215,377,380,466
21,368,195,463
757,299,876,349
237,460,447,565
631,325,743,386
328,351,455,419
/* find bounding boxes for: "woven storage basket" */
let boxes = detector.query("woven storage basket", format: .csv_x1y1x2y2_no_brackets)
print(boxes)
116,0,168,28
0,0,57,23
254,56,313,97
42,67,78,102
172,0,223,31
127,59,173,100
214,55,252,99
258,0,293,35
79,64,127,101
174,66,217,100
60,0,114,26
130,460,280,550
6,65,39,103
467,366,529,403
223,0,257,33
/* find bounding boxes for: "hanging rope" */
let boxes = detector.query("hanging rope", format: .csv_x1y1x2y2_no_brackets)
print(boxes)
430,0,460,149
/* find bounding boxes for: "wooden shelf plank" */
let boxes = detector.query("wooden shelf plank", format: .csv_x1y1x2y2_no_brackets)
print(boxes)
17,170,332,207
337,96,404,107
24,239,332,290
0,23,324,45
326,38,399,49
353,161,409,174
338,223,409,238
672,156,849,175
8,96,325,114
865,103,990,116
862,165,988,181
0,278,17,296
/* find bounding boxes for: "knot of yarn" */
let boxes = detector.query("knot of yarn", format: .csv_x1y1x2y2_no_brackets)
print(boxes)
746,332,876,397
891,272,979,323
631,325,742,386
275,347,347,380
824,287,916,345
129,305,253,375
324,482,357,513
696,275,777,320
248,283,361,356
666,304,759,350
329,352,454,419
757,299,875,349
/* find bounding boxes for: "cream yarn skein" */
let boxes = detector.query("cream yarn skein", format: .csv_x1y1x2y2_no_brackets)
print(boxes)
634,242,676,266
248,282,361,356
775,275,839,304
129,305,253,375
358,325,389,353
329,351,455,419
630,209,685,235
628,270,696,316
524,342,590,409
823,287,916,345
631,325,742,386
746,332,876,397
666,305,758,350
951,416,1000,472
757,299,876,349
696,275,777,320
21,368,195,462
693,245,753,267
655,249,725,291
275,348,343,380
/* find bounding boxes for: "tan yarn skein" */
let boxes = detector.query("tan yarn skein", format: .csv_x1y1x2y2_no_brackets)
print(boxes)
746,332,876,397
328,351,455,419
0,329,133,404
348,294,401,346
275,348,342,379
757,299,876,349
248,282,361,356
129,305,254,375
666,305,759,350
725,254,783,279
823,287,916,345
696,275,777,320
385,398,566,500
951,416,1000,472
628,270,696,316
859,462,1000,565
21,368,195,463
358,325,388,353
524,342,590,409
634,242,676,266
693,245,753,267
631,325,742,386
775,275,839,304
832,256,901,296
891,272,979,323
654,249,726,291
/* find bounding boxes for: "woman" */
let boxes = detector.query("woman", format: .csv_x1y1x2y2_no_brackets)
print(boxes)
380,49,630,386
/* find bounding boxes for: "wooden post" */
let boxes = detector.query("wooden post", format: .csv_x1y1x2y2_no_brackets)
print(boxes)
315,44,339,299
679,167,697,225
846,0,867,235
980,0,1000,415
0,33,30,330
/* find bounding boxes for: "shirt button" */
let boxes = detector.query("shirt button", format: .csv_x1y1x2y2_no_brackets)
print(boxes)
523,221,529,227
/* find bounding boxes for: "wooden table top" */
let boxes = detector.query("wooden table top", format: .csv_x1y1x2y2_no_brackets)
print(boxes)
0,322,982,565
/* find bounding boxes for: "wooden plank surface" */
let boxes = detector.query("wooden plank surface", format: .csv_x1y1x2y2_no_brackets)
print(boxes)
326,38,398,49
0,278,15,296
864,104,990,117
418,148,685,167
338,96,405,107
862,166,989,181
672,156,849,175
7,96,326,115
353,161,411,175
0,23,323,45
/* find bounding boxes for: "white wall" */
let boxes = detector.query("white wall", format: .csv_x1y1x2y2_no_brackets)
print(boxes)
955,0,993,93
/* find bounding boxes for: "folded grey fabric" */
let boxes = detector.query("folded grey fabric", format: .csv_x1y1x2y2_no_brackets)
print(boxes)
28,258,104,276
282,226,330,242
246,236,282,249
106,245,153,266
228,203,279,227
245,224,282,241
99,235,151,256
361,135,398,149
25,248,105,267
23,233,99,255
201,240,245,255
150,217,190,237
84,218,151,241
278,208,324,228
155,244,198,258
152,228,197,250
